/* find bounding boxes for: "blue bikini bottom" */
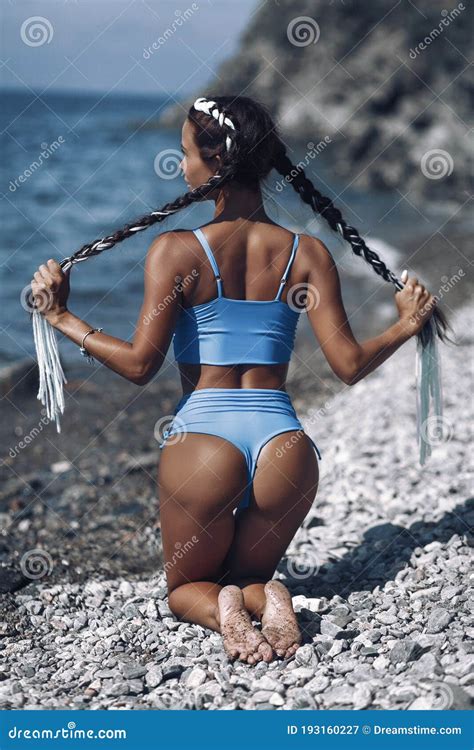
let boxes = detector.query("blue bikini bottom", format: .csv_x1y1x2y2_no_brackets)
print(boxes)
158,387,322,514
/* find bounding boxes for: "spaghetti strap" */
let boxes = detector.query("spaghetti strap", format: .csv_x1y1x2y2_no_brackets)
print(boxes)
193,228,223,297
275,233,300,301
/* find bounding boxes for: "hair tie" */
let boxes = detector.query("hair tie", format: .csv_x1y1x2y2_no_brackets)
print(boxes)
193,96,236,152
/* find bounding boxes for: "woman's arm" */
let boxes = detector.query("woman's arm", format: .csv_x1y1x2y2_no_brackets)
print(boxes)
302,236,434,386
38,233,182,385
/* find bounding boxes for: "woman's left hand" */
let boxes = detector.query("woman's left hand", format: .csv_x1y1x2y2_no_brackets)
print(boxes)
30,259,71,323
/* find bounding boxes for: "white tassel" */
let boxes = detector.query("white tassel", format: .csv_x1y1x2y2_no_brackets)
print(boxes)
415,317,444,465
32,309,68,434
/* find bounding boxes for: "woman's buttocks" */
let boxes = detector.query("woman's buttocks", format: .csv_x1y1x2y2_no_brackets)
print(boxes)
178,362,290,395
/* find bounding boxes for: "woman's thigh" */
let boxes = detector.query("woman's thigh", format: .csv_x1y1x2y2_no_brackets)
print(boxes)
157,432,249,593
221,431,319,585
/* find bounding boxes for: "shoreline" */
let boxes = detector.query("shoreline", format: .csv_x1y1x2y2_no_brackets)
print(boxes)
0,299,471,709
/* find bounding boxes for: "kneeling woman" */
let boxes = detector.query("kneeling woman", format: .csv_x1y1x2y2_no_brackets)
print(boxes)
31,95,443,665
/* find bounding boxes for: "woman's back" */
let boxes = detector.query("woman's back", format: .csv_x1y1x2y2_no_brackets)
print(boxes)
174,220,309,395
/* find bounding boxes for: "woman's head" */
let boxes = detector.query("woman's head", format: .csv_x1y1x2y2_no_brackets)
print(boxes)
181,95,282,191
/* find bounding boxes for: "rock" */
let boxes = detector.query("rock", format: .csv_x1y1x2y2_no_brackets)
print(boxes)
373,655,390,672
375,612,398,625
323,684,355,706
0,567,28,595
320,618,344,637
306,674,330,693
389,640,421,664
102,681,130,697
426,608,453,633
50,460,73,474
294,644,318,667
184,667,207,689
352,683,373,709
119,662,147,680
407,652,440,677
270,692,285,706
145,666,163,689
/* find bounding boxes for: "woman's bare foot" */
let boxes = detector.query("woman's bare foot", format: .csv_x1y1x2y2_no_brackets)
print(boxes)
217,585,274,665
261,580,302,659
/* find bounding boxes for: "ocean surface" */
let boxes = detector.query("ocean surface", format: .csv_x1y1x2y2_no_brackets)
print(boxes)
0,88,461,371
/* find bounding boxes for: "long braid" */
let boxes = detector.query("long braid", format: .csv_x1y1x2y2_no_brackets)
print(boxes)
56,97,240,272
273,147,455,347
58,170,235,272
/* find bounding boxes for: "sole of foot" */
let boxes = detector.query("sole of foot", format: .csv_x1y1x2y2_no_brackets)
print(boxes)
261,580,302,660
217,584,274,665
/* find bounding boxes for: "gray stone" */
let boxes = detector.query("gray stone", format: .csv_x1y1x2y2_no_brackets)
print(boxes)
389,640,421,664
426,608,453,634
145,666,163,689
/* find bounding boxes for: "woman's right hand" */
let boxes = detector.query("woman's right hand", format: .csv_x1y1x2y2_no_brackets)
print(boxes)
395,270,438,336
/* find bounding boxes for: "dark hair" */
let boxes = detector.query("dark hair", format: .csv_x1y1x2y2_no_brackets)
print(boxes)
57,94,454,346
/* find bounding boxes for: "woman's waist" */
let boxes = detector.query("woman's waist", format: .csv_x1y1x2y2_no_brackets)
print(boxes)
177,362,290,392
173,386,297,416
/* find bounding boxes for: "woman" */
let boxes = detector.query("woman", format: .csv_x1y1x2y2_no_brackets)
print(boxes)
31,95,440,666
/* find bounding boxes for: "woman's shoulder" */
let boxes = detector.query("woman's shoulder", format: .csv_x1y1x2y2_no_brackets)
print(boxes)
296,233,336,271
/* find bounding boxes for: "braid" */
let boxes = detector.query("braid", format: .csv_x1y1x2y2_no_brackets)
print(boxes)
57,170,234,273
58,97,238,274
273,148,455,346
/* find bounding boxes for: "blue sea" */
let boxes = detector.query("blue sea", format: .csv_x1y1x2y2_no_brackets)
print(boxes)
0,88,451,370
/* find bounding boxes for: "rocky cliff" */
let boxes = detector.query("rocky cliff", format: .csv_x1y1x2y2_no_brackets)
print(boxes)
157,0,472,205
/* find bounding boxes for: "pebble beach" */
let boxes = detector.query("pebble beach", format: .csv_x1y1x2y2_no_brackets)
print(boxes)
0,299,472,711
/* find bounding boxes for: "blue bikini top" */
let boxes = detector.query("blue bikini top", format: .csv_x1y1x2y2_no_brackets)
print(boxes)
172,227,302,365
